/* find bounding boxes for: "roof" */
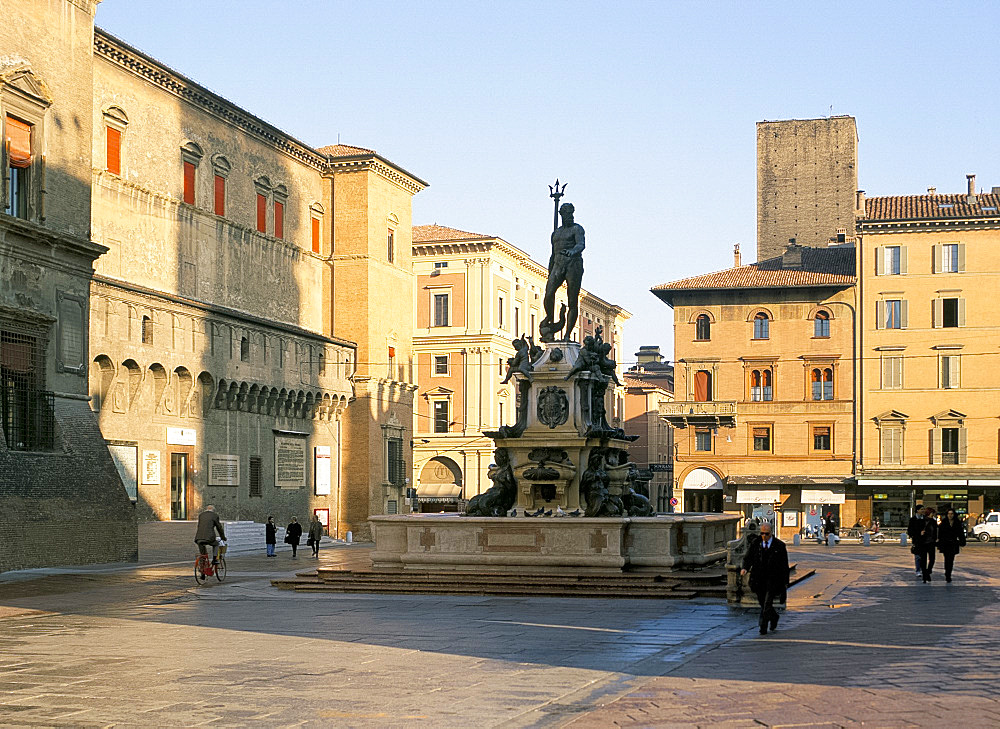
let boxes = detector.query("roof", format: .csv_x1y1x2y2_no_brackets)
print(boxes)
652,246,855,303
317,144,377,157
412,224,494,243
865,193,1000,221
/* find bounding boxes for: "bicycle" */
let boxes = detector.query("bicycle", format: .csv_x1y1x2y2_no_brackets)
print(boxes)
194,543,227,585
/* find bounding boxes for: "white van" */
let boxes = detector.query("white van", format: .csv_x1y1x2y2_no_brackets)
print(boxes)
973,512,1000,542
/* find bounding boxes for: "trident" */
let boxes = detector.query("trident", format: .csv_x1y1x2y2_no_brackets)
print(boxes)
549,178,567,232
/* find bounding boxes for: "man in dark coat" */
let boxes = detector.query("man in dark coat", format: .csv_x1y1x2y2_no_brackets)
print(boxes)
194,505,226,563
265,516,277,557
285,517,303,558
907,505,925,576
741,522,790,635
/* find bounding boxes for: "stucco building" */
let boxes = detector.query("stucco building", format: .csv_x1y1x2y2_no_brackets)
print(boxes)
410,225,630,510
622,346,674,512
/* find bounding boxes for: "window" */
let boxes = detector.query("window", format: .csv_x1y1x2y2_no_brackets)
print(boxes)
693,370,712,402
106,125,122,175
249,456,262,498
878,299,906,329
940,354,960,389
942,243,959,273
498,357,504,376
498,400,505,426
388,346,396,378
256,193,267,233
387,229,394,263
182,161,195,205
812,426,831,451
240,337,249,362
880,427,903,465
433,293,450,327
749,369,772,401
386,436,404,486
214,175,226,216
811,368,833,401
433,400,449,433
531,313,536,336
434,261,448,269
881,356,903,389
695,428,712,452
4,116,31,219
311,216,320,253
752,426,772,452
933,297,963,328
696,314,711,341
941,427,960,465
274,200,284,240
813,311,830,338
497,294,505,329
1,328,54,451
433,355,448,375
882,245,902,275
141,315,153,345
514,306,520,336
753,312,769,339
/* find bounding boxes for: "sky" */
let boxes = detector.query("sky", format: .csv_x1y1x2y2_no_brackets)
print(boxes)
95,1,1000,366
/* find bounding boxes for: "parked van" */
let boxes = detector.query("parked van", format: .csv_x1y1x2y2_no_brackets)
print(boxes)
973,512,1000,542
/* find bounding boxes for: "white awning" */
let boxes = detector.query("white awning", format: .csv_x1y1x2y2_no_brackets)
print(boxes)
801,487,846,504
682,467,723,490
736,488,780,504
856,479,911,486
417,483,462,499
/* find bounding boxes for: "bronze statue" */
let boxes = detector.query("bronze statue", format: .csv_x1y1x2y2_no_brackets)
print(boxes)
500,335,532,384
465,449,517,517
540,203,585,342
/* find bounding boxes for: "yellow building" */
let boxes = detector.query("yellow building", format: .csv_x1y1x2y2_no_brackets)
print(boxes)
653,243,857,540
410,225,630,510
622,346,674,512
856,180,1000,525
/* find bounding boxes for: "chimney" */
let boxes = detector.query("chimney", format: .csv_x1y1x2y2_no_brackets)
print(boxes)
836,228,847,244
733,243,741,268
856,190,865,213
993,186,1000,195
782,240,803,270
927,187,936,196
967,174,976,195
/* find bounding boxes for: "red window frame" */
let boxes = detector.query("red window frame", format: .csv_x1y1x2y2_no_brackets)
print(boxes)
274,200,284,239
106,126,121,175
214,175,226,216
311,217,320,253
256,193,267,233
182,161,195,205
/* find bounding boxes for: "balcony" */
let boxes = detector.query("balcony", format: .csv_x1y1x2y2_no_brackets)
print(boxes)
658,400,737,429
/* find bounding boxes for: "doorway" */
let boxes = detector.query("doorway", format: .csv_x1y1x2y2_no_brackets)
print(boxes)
684,489,723,513
170,452,188,520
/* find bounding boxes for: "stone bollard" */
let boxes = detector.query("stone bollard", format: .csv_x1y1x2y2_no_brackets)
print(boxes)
793,533,801,546
346,531,353,544
900,533,908,546
726,522,759,604
827,533,836,547
862,533,870,546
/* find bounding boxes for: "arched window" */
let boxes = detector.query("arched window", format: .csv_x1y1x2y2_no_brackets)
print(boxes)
695,314,711,341
141,315,153,345
750,370,760,401
762,369,772,401
750,369,773,402
694,370,712,402
811,368,834,400
240,337,250,362
753,312,770,339
814,311,830,338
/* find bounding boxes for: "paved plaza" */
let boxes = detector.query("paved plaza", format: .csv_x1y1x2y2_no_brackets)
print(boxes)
1,526,999,728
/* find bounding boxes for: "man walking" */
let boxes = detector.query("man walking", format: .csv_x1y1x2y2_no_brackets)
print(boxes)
907,505,925,576
741,522,790,635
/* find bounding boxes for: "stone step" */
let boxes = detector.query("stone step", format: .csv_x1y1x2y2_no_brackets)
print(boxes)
274,579,701,599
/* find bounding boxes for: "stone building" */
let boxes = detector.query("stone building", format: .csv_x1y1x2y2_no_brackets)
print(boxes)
653,243,857,540
1,0,136,572
410,225,629,510
757,116,858,260
855,178,1000,526
622,346,674,512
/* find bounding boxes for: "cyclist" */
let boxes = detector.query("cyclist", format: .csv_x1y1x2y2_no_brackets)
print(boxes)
194,504,227,565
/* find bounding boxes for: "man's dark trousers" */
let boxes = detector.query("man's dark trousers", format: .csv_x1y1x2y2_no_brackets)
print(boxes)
754,587,780,632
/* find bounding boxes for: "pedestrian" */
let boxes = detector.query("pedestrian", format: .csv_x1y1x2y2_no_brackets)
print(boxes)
823,512,837,546
285,516,302,558
265,516,277,557
907,505,926,576
308,514,324,557
937,508,967,583
740,521,790,635
916,507,938,583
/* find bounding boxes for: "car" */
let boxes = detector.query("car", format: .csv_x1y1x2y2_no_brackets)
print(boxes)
973,512,1000,543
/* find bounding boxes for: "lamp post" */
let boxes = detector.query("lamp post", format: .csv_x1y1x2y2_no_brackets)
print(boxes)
548,178,567,232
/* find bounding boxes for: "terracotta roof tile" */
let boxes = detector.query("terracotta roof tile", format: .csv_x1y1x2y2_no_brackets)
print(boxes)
652,246,855,296
413,224,493,243
865,193,1000,221
317,143,376,157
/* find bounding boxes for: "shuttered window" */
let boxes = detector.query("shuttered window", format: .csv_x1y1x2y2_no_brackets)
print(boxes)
933,297,964,328
256,194,267,233
311,217,320,253
274,200,284,239
934,243,965,274
433,401,449,433
940,355,961,389
881,427,903,465
106,126,121,175
182,161,195,205
878,299,907,329
433,293,450,327
249,456,262,497
881,356,903,389
694,370,712,402
214,175,226,216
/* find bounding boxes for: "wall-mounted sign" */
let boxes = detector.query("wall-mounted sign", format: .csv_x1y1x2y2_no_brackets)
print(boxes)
107,443,138,501
208,454,240,486
650,463,671,473
315,446,331,495
275,435,306,489
166,427,196,446
141,450,161,485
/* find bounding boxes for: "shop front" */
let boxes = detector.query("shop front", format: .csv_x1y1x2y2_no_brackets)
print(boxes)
858,477,1000,528
680,467,724,513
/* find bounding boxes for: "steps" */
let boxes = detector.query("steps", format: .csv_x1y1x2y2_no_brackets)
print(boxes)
219,521,336,554
272,567,730,599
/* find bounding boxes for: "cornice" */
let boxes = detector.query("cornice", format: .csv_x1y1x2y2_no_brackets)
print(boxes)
0,213,107,263
859,217,1000,234
93,30,327,169
324,155,427,196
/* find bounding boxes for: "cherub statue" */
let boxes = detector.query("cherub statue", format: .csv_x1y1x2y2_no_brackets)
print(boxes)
500,335,532,384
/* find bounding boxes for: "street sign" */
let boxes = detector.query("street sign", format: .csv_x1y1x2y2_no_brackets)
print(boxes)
669,497,679,506
650,463,671,473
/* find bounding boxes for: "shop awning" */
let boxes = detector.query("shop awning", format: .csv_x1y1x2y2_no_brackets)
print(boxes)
801,487,846,505
682,467,723,490
417,483,462,499
858,478,1000,487
736,488,780,504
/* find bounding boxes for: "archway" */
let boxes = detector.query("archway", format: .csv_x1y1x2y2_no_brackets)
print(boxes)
681,467,724,513
417,456,463,513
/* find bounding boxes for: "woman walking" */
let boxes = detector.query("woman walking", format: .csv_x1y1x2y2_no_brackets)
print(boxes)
285,516,303,558
917,508,938,583
308,514,324,557
937,508,967,583
265,516,277,557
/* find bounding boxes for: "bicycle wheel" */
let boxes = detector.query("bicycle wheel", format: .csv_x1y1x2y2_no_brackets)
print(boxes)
194,556,208,585
215,556,227,582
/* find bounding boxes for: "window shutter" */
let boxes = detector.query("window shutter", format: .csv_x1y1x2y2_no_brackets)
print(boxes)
214,175,225,216
930,428,942,465
875,301,884,330
274,201,284,240
958,297,966,326
311,217,320,253
950,355,960,388
958,243,966,273
899,246,908,274
933,244,942,274
182,161,195,205
256,194,267,233
881,358,889,388
959,428,968,464
106,126,121,175
895,358,903,389
881,428,895,464
932,298,942,328
900,300,908,328
875,247,883,276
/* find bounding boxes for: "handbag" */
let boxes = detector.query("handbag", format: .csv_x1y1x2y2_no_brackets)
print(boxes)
910,544,919,554
284,534,292,544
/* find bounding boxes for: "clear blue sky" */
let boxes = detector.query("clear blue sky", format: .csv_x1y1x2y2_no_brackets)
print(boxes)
96,1,1000,365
